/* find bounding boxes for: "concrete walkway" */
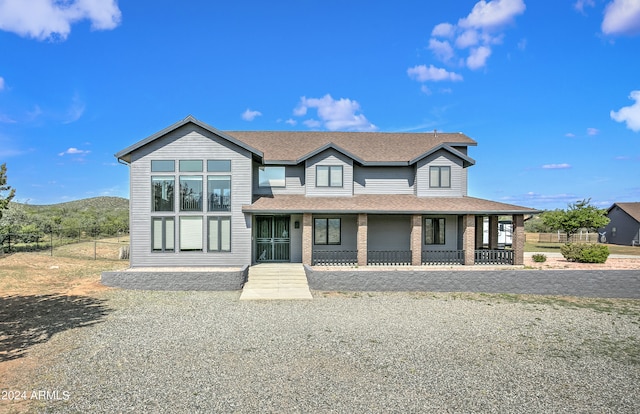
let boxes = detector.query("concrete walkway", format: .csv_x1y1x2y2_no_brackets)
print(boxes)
239,263,313,300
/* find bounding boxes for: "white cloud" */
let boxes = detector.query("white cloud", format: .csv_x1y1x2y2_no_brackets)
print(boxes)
431,22,455,38
611,90,640,132
455,29,480,48
542,163,572,169
458,0,526,30
285,118,296,126
586,127,600,136
428,38,455,62
420,85,432,95
294,94,377,132
602,0,640,36
565,132,576,137
63,93,85,124
466,46,492,70
58,147,90,156
574,0,595,14
241,108,262,121
0,76,4,90
0,0,122,41
407,64,463,82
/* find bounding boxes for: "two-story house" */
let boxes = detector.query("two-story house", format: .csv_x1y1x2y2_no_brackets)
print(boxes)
115,115,537,270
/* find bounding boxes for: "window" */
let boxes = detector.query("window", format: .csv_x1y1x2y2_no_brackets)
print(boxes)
152,177,174,211
207,160,231,172
180,216,203,251
316,165,343,187
180,176,203,211
151,160,174,172
425,218,445,245
152,217,174,252
259,166,286,187
179,160,203,172
314,218,341,245
208,176,231,211
429,166,451,188
208,217,231,252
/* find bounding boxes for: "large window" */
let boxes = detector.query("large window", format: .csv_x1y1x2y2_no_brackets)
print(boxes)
151,160,174,172
314,218,341,245
179,160,203,172
259,166,285,187
180,216,203,251
316,165,343,187
152,177,174,212
429,166,451,188
180,176,203,211
208,217,231,252
207,176,231,211
208,160,231,172
152,217,174,252
425,218,445,245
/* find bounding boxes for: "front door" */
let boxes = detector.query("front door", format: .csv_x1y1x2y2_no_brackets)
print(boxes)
256,216,290,262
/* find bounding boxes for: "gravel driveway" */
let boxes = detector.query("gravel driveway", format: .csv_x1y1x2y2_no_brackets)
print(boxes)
29,290,640,413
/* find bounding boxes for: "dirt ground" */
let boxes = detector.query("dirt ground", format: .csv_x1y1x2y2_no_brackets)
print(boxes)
523,255,640,270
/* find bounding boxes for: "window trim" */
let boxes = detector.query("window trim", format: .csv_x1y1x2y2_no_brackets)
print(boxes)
316,165,343,188
314,218,341,245
429,166,451,188
424,217,446,245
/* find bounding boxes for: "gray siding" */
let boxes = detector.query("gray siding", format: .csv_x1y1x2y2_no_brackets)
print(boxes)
312,214,358,253
353,166,415,195
252,163,305,195
368,215,411,250
305,149,353,197
129,124,252,267
604,206,640,246
416,149,466,197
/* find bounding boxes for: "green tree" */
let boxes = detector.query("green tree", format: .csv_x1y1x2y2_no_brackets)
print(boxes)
541,199,610,239
0,163,16,219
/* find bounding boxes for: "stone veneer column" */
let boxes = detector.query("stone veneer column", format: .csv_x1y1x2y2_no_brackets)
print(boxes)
357,213,368,266
411,214,422,266
463,214,476,265
302,213,313,265
475,216,484,249
512,214,525,265
489,215,499,250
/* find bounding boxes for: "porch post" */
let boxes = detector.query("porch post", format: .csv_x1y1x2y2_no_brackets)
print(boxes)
357,213,368,266
302,213,313,265
463,214,475,265
512,214,525,265
411,214,422,266
489,215,499,249
475,216,484,249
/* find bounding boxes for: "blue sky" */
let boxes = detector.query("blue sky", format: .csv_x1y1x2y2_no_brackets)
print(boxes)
1,0,639,210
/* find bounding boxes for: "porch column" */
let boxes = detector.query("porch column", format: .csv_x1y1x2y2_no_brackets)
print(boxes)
357,213,368,266
302,213,313,265
463,214,475,265
475,216,484,249
489,215,499,250
411,214,422,266
512,214,525,265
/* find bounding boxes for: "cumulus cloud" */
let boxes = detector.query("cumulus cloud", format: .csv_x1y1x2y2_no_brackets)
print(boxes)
241,108,262,121
586,127,600,136
611,90,640,132
58,147,90,156
428,38,455,62
466,46,492,70
407,64,463,82
542,163,572,169
602,0,640,36
459,0,526,30
0,0,122,41
573,0,595,14
293,94,377,132
431,22,455,38
0,76,5,90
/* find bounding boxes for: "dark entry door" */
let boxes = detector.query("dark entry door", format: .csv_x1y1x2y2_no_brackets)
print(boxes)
256,216,290,262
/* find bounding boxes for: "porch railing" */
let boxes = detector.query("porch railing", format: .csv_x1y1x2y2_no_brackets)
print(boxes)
367,250,412,266
312,250,358,266
422,250,464,265
475,249,514,265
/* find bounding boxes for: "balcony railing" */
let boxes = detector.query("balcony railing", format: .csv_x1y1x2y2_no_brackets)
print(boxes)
475,249,514,265
422,250,464,265
312,250,358,266
367,250,412,266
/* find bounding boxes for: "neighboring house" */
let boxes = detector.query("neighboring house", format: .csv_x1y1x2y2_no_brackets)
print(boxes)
603,202,640,246
115,115,538,268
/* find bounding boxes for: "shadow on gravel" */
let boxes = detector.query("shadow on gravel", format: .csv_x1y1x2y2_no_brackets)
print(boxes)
0,294,111,362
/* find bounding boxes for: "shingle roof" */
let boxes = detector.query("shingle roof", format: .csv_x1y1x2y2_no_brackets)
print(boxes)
242,194,539,215
610,202,640,223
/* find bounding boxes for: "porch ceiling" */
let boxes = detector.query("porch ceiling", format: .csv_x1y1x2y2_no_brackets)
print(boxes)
242,194,540,215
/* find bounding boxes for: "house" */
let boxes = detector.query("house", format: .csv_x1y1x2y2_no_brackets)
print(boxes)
603,202,640,246
114,115,538,269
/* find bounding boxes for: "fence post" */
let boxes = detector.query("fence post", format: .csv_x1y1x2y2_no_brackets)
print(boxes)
94,241,97,260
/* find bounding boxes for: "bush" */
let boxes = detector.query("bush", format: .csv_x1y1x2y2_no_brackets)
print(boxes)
532,253,547,263
560,243,609,263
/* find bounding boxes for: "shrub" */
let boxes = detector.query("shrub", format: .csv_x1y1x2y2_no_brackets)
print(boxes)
560,243,609,263
531,253,547,263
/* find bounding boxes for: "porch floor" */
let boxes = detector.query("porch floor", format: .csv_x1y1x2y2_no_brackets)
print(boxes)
239,263,313,300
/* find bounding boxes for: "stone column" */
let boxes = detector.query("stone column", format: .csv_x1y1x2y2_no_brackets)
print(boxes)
357,213,368,266
475,216,484,249
302,213,313,265
411,214,423,266
463,214,476,265
512,214,525,265
489,215,499,250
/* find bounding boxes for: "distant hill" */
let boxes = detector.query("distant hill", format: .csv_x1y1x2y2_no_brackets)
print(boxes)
26,196,129,213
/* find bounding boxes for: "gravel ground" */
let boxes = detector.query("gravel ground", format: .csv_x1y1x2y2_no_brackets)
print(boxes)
26,290,640,413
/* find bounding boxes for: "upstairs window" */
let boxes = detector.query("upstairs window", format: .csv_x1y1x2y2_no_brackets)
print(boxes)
259,166,286,187
151,160,175,172
429,166,451,188
180,176,203,211
179,160,203,172
207,160,231,172
425,218,445,245
208,176,231,211
316,165,343,187
152,177,174,212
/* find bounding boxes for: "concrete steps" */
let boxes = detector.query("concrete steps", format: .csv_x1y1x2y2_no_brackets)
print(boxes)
239,263,313,300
